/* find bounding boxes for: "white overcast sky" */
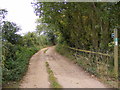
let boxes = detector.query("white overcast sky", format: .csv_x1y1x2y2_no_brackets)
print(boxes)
0,0,38,35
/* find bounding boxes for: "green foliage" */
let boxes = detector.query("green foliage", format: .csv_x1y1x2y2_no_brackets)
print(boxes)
1,20,42,84
35,21,57,45
2,30,41,82
33,2,119,51
2,44,39,82
2,21,22,45
56,44,74,60
23,32,38,47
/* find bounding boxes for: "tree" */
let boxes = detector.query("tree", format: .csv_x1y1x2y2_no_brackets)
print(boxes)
0,9,7,22
2,21,22,45
23,32,38,47
33,2,119,51
0,9,8,46
36,18,57,45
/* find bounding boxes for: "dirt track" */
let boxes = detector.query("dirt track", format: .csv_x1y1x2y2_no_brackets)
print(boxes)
19,46,107,88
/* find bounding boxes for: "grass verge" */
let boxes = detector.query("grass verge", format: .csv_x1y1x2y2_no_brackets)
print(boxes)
45,62,62,88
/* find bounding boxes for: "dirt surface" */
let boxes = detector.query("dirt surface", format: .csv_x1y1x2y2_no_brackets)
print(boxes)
19,48,50,88
19,46,108,88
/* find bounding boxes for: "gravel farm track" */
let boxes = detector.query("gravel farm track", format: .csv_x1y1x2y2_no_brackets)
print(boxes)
19,46,108,88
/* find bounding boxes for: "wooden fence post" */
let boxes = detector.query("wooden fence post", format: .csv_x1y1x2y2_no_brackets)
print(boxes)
114,28,118,87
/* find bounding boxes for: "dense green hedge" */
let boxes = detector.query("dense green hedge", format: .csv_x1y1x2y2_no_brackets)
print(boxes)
2,45,39,82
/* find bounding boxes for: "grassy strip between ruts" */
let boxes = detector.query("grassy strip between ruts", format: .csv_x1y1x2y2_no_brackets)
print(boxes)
45,62,62,88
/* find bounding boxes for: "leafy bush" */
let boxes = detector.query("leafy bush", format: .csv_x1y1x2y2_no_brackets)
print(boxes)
1,20,48,86
56,44,76,60
2,45,39,82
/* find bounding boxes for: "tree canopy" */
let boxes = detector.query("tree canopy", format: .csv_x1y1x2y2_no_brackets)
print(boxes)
33,2,119,51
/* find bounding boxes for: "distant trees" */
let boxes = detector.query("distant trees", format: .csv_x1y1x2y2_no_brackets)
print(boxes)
36,19,57,45
23,32,37,47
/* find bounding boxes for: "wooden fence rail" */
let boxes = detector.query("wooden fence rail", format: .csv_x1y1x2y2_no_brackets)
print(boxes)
67,46,113,57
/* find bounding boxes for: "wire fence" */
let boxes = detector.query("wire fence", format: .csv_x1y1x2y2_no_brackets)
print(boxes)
66,46,118,88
